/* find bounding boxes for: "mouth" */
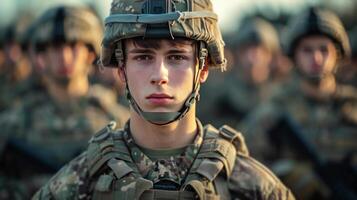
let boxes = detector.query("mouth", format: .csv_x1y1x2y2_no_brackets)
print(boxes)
57,66,74,75
146,93,174,105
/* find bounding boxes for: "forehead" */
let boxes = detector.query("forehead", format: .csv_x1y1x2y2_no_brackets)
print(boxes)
298,35,334,47
124,38,195,51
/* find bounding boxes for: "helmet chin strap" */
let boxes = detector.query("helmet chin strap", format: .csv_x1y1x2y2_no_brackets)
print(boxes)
122,41,208,126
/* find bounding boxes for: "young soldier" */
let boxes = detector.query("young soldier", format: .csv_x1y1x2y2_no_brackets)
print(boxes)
33,0,294,199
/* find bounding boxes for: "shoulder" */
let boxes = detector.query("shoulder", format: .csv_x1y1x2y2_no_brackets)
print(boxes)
32,152,88,200
87,84,130,126
33,123,123,199
229,155,295,200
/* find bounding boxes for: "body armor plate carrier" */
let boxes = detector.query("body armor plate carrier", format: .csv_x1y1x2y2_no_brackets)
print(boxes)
78,123,249,200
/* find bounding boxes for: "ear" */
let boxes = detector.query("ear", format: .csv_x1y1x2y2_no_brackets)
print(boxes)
87,51,97,65
117,67,126,83
199,64,209,83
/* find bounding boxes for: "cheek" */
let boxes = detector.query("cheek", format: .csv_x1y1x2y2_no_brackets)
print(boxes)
296,52,311,69
323,54,337,71
171,68,194,91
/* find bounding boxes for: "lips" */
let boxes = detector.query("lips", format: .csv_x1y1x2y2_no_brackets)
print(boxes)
58,66,74,76
146,93,173,105
310,64,323,73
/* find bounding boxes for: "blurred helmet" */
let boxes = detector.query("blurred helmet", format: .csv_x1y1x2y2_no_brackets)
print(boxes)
232,17,280,53
100,0,226,71
284,7,350,60
33,5,103,55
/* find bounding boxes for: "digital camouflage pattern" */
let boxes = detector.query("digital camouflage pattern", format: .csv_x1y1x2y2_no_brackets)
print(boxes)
123,123,203,186
32,120,295,200
0,84,129,199
0,84,129,162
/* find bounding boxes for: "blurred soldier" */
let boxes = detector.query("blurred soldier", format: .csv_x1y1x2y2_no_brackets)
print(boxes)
33,0,294,199
0,5,129,199
202,17,281,127
241,7,357,199
0,14,34,112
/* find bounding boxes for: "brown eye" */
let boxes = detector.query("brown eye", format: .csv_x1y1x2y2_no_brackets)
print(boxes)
168,55,187,61
134,55,152,61
320,46,328,54
302,46,313,53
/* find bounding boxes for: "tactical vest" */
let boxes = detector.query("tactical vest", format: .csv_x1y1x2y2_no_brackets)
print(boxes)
78,123,249,200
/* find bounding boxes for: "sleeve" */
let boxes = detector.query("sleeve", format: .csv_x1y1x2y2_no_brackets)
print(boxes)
32,153,88,200
228,155,295,200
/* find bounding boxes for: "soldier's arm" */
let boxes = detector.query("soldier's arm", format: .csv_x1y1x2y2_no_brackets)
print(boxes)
228,155,295,200
32,152,88,200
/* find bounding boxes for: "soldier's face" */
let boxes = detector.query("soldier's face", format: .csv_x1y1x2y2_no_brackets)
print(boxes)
236,44,272,84
40,42,95,84
119,39,208,113
294,36,338,78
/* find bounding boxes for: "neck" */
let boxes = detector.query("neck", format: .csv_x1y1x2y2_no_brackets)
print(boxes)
44,75,89,104
300,74,336,100
129,105,198,149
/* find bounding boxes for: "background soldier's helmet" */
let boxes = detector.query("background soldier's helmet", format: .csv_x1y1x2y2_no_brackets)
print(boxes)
284,7,351,60
33,5,103,55
101,0,227,71
231,17,280,53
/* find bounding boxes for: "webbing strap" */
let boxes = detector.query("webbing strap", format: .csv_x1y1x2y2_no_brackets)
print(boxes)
108,158,133,180
140,189,196,200
105,11,217,25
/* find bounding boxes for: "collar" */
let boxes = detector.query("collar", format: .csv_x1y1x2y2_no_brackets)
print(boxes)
123,119,204,186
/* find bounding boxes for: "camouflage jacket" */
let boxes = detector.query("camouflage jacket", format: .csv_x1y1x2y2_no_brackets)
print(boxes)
239,76,357,162
32,120,295,200
0,84,129,166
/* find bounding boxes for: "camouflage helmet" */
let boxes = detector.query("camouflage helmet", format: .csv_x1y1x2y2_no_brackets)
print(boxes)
100,0,227,70
32,5,103,55
232,17,280,53
284,7,351,60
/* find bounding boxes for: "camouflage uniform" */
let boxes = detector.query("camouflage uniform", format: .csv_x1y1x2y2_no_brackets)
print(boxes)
239,7,356,199
33,0,294,199
33,120,294,200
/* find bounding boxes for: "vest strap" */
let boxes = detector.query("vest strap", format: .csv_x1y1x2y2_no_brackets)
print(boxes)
108,158,133,180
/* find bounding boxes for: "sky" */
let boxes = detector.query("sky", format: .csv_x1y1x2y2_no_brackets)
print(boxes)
0,0,355,33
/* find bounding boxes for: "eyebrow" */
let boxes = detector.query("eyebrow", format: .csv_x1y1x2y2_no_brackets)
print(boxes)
166,49,192,54
128,48,192,54
128,49,155,54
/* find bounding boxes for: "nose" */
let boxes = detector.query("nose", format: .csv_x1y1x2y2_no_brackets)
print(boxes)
150,58,168,85
58,45,73,67
312,50,323,65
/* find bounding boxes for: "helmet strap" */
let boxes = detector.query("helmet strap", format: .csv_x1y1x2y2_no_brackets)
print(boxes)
115,41,125,67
